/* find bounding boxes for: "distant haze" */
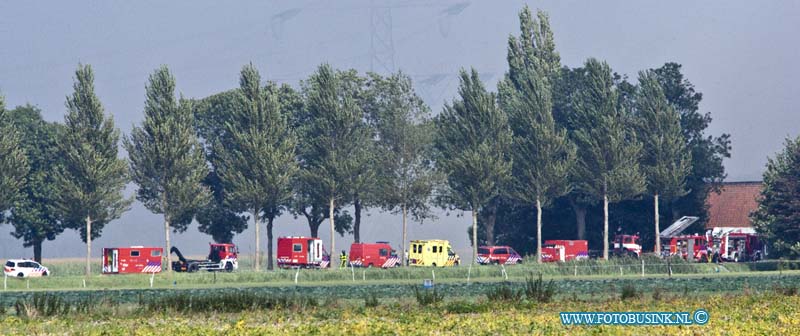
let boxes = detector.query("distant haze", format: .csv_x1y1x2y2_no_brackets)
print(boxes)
1,1,798,259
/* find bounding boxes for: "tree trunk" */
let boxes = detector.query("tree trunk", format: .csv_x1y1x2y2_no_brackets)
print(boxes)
33,241,42,264
603,194,609,260
353,196,362,243
571,199,587,240
267,215,274,271
536,198,543,264
165,215,172,274
310,220,321,238
86,215,92,277
485,202,497,246
329,197,336,269
471,209,478,265
254,208,260,271
654,193,661,254
304,210,322,238
401,203,407,267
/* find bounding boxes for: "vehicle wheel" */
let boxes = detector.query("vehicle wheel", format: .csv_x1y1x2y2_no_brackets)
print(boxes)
189,264,199,272
225,262,233,272
431,263,437,267
43,271,49,276
17,272,24,278
367,263,373,268
516,260,523,265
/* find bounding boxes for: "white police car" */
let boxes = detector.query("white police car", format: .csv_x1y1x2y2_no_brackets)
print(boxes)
3,259,50,277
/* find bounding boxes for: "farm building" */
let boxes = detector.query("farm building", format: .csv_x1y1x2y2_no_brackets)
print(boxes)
705,181,762,233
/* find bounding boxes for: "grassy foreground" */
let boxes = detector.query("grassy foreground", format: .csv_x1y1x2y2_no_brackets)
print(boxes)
1,290,798,335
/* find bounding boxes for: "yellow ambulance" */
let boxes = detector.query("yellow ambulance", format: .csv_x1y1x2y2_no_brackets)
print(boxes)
408,240,460,267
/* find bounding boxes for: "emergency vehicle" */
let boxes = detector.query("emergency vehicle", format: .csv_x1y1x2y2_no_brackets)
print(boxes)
612,233,642,257
348,242,400,268
103,246,163,274
408,239,460,267
171,243,238,272
277,236,331,269
540,240,588,262
665,235,710,262
4,259,50,277
708,228,766,262
477,246,523,265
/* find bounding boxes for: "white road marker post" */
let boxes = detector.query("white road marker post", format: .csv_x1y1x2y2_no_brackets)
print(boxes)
351,263,355,282
574,264,577,277
83,279,86,288
432,269,435,282
501,264,508,280
467,264,472,284
26,278,30,290
150,272,155,288
362,269,365,281
641,259,645,277
295,267,300,284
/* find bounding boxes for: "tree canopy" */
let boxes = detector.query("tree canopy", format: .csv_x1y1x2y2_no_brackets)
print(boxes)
753,136,800,258
435,68,512,264
0,93,29,216
125,65,210,273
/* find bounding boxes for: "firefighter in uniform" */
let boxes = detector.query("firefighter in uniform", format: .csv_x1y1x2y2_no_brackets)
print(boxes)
340,250,348,267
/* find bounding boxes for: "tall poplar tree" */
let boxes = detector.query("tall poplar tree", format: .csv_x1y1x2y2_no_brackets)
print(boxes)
214,64,298,271
300,64,371,266
753,136,800,258
635,70,690,253
435,69,512,265
6,105,64,262
337,70,376,244
366,72,436,266
125,66,209,274
652,63,731,228
500,7,575,263
54,64,131,276
192,90,249,243
571,59,645,259
0,94,28,214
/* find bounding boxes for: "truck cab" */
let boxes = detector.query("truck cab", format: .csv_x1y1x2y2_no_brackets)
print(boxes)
613,234,642,257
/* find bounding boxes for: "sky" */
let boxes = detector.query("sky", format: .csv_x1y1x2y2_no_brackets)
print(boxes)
1,1,798,259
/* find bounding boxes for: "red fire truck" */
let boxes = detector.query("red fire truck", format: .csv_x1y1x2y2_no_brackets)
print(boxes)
665,235,710,262
612,234,642,258
277,236,330,269
170,243,239,272
709,228,766,262
541,240,588,262
348,242,400,268
102,246,163,274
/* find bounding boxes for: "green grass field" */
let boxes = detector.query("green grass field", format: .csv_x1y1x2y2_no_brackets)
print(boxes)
4,256,798,293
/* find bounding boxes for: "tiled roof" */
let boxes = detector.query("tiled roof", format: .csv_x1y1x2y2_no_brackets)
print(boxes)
705,182,762,229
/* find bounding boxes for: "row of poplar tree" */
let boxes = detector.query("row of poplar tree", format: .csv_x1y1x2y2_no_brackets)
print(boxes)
0,7,732,274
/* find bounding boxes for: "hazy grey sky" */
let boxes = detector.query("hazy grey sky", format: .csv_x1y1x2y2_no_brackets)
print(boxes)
1,1,798,259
